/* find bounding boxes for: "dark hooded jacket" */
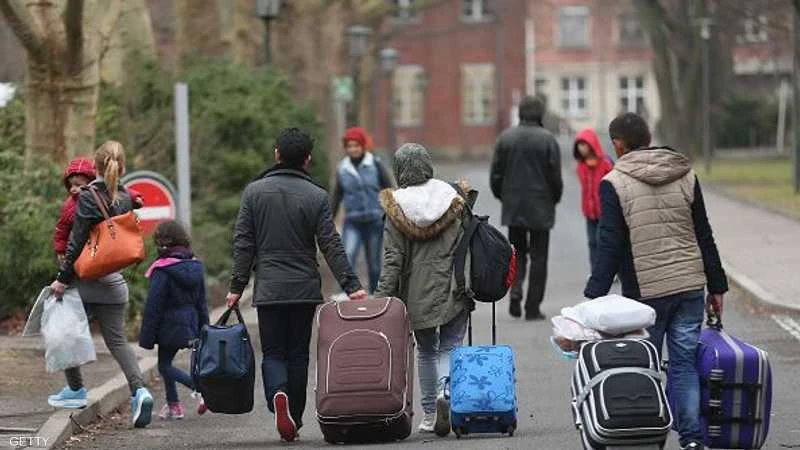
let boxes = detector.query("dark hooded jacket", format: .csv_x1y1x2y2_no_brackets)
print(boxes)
139,249,209,349
490,120,563,230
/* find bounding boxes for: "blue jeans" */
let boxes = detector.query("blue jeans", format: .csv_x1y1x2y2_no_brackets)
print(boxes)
641,291,704,447
257,304,317,428
157,346,194,403
586,219,599,274
342,219,384,293
414,310,469,414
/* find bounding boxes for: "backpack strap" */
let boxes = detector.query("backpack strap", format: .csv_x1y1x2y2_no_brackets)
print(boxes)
452,213,480,294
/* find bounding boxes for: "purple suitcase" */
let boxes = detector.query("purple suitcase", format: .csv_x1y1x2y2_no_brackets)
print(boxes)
668,315,772,449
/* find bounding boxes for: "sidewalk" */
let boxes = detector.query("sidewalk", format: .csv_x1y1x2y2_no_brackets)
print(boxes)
0,335,150,448
702,187,800,311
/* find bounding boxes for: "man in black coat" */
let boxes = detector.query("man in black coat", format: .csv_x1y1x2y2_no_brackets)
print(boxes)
226,128,367,442
490,96,563,321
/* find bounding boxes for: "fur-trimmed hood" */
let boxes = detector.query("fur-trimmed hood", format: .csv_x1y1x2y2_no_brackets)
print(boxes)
380,179,465,241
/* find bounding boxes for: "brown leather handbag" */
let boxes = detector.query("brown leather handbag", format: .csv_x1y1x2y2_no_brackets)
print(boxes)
74,187,145,280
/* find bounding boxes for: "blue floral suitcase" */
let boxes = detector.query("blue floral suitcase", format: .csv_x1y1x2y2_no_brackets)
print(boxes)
449,303,518,438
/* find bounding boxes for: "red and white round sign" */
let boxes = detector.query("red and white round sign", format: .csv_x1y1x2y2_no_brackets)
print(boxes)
123,171,178,236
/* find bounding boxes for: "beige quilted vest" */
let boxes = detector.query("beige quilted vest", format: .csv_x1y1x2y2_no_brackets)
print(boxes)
604,149,707,300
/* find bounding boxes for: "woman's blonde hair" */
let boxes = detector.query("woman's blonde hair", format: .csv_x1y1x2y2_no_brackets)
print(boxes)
94,141,126,203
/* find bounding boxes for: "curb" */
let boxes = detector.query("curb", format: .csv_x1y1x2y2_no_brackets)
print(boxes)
722,257,800,313
40,356,158,450
39,303,232,450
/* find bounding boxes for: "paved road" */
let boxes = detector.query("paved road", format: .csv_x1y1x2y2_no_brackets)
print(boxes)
60,161,800,450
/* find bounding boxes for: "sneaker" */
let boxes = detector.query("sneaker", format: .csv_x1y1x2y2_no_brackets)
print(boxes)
273,391,297,442
169,402,185,419
418,412,435,433
158,404,172,420
191,391,208,415
131,387,154,428
47,386,88,409
681,442,704,450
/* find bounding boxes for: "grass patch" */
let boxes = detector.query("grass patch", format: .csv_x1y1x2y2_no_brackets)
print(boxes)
696,159,800,220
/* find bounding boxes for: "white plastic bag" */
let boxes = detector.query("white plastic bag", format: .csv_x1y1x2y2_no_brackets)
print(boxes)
551,315,604,341
561,294,656,335
22,287,49,337
40,288,96,372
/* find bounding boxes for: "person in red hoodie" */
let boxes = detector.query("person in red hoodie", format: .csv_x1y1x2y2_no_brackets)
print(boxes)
53,157,143,263
573,128,614,274
53,158,97,263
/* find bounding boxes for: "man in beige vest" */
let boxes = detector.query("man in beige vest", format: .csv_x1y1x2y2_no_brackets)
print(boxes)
584,113,728,450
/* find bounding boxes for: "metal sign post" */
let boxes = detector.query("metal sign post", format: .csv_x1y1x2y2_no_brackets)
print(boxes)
175,82,192,233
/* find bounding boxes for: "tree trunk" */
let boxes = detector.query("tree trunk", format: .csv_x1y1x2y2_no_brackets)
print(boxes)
101,0,156,85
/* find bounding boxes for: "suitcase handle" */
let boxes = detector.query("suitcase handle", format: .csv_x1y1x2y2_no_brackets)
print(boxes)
216,305,246,327
467,301,496,346
706,312,723,331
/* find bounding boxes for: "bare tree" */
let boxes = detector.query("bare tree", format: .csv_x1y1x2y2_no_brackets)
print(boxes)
0,0,123,164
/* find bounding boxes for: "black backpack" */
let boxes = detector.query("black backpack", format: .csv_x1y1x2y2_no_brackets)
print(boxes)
452,188,517,303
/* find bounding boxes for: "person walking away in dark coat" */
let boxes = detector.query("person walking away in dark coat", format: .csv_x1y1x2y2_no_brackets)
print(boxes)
331,126,393,293
139,220,210,420
49,141,154,428
226,128,368,443
573,128,613,275
374,143,475,437
584,113,727,450
490,95,563,320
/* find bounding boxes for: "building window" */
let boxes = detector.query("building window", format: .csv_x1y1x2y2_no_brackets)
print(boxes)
462,0,491,22
618,75,645,115
738,16,769,43
391,0,418,21
557,6,589,48
618,13,645,47
462,64,495,125
560,76,587,117
393,66,424,127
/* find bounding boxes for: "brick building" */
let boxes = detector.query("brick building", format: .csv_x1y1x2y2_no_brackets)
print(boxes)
373,0,528,156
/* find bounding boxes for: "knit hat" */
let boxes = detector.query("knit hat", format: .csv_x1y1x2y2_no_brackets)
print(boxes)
393,143,434,188
342,127,368,148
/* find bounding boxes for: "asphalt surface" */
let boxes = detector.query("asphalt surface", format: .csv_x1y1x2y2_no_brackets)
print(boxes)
57,160,800,450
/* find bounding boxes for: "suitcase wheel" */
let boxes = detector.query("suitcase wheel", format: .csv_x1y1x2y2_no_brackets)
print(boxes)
454,427,463,439
506,425,514,437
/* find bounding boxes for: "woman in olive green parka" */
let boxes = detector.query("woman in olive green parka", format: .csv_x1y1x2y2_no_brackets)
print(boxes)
374,143,474,437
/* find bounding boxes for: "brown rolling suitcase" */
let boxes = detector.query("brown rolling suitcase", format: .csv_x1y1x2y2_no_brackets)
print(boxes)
315,297,414,444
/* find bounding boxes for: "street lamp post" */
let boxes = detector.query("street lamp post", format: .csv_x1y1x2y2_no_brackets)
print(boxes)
380,48,399,154
697,17,713,174
255,0,282,66
345,25,372,127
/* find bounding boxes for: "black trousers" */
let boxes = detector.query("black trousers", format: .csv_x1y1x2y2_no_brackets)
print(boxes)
257,304,318,428
508,227,550,314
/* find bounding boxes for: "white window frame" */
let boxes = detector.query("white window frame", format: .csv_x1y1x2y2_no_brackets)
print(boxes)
556,6,590,49
392,0,420,22
462,63,495,126
618,75,646,115
617,13,645,47
560,76,587,117
393,65,424,128
461,0,491,23
739,15,769,44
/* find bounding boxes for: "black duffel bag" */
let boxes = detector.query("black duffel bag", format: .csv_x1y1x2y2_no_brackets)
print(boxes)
191,305,255,414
